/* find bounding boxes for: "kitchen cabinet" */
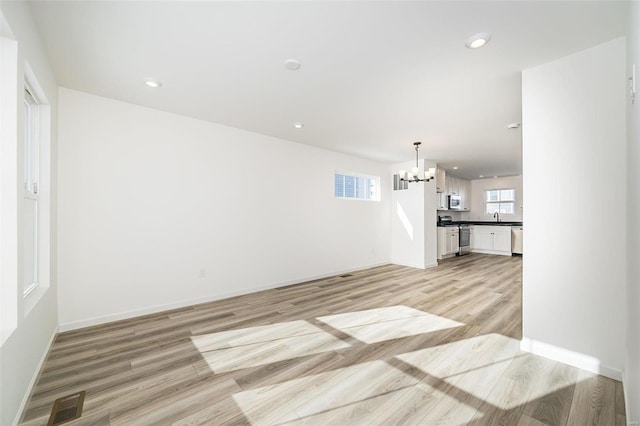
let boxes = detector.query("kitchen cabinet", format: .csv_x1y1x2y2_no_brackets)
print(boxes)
470,226,511,256
445,229,459,255
436,169,469,209
437,227,459,259
459,179,470,210
471,226,491,250
448,176,459,195
493,229,512,253
437,193,448,210
436,168,446,193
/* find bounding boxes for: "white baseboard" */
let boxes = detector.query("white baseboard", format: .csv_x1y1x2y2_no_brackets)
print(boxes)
471,249,512,257
622,370,631,422
389,260,439,270
13,325,59,426
621,370,639,425
520,337,622,381
437,253,456,261
389,260,423,269
59,261,390,332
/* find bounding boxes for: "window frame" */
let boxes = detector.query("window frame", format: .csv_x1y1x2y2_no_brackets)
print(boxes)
334,171,381,202
484,188,516,216
23,85,40,297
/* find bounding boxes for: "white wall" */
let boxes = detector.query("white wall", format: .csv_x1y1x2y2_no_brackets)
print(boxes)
390,159,437,269
626,2,640,422
423,160,438,268
0,3,59,425
57,88,391,329
390,161,424,269
464,176,523,222
521,38,626,379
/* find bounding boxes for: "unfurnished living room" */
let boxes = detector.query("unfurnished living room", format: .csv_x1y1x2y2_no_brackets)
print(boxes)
0,1,638,425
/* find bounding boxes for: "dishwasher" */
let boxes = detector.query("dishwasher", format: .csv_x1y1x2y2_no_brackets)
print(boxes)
511,226,523,255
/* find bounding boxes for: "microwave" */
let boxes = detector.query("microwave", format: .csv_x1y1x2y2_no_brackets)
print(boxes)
448,195,462,210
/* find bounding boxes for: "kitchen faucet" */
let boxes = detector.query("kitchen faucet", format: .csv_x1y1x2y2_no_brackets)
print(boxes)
493,212,500,222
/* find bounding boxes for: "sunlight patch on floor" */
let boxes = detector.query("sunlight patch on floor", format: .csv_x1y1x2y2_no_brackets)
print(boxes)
316,306,464,344
396,333,579,411
191,320,350,373
231,360,477,425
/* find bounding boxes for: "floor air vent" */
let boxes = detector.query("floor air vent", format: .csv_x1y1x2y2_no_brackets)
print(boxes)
47,391,85,426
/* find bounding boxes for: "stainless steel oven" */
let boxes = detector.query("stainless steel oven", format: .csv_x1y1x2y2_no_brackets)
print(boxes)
458,224,471,255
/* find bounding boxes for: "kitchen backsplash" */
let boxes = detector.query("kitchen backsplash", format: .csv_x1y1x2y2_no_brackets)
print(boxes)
440,211,465,221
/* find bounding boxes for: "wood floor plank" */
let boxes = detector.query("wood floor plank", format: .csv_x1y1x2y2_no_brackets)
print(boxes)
109,376,241,426
517,414,549,426
615,378,626,416
522,361,579,426
171,396,250,426
566,369,617,425
19,253,624,425
616,412,627,426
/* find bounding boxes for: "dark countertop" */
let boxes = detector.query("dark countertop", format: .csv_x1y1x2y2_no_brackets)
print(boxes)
438,221,523,227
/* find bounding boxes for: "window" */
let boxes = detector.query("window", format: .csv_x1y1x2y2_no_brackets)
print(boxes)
334,172,380,201
393,174,408,191
485,188,515,215
23,87,39,296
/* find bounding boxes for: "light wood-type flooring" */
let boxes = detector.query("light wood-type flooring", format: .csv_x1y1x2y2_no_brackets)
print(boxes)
21,254,625,425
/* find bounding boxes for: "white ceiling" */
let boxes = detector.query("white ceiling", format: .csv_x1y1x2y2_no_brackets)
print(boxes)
27,1,627,179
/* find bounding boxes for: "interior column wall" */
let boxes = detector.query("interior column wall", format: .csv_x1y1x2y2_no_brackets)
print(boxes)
390,159,439,269
521,38,626,379
626,2,640,421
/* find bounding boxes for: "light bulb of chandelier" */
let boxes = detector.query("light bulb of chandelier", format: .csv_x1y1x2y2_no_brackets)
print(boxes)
398,170,406,180
411,167,419,177
428,167,436,179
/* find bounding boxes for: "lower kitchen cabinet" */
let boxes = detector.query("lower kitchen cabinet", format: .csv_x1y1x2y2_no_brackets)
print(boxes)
493,229,512,253
446,230,459,255
471,227,492,250
437,227,459,260
470,226,511,256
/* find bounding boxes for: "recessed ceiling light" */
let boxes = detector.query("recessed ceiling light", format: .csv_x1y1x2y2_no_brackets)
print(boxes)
293,122,304,129
145,79,162,88
284,59,301,71
493,176,498,179
479,175,484,178
465,33,491,49
452,166,459,170
507,123,521,130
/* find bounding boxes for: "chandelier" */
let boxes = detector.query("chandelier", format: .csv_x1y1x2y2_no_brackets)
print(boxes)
398,142,435,183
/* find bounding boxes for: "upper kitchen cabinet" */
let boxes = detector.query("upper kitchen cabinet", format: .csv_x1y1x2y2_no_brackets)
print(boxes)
437,193,448,210
435,168,470,210
447,176,459,195
436,168,446,193
459,179,471,211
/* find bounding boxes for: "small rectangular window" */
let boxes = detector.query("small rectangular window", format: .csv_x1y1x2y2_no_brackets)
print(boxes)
334,172,380,201
393,174,408,191
485,188,515,215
